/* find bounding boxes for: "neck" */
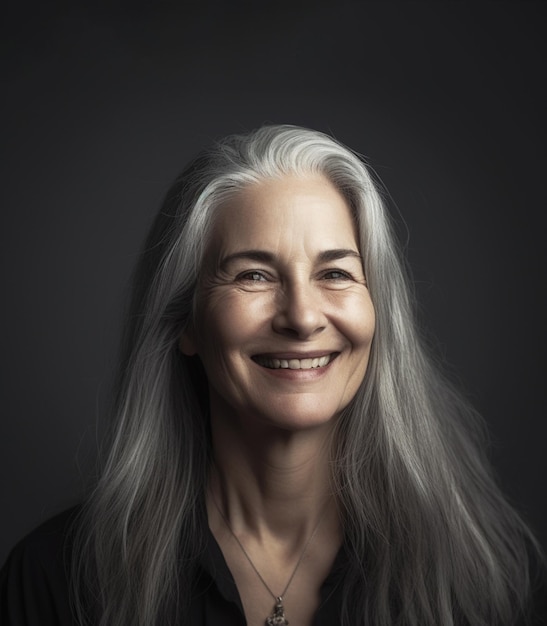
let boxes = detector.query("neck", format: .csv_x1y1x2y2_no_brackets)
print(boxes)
208,409,339,543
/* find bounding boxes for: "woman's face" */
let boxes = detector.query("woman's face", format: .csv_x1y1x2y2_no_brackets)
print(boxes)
181,175,375,432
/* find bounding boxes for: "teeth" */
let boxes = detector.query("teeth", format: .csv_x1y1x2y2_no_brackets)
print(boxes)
256,354,333,370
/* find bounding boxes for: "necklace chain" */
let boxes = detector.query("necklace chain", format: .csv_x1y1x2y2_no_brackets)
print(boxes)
211,495,327,624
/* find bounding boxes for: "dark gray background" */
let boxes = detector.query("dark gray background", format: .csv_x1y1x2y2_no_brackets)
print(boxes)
2,2,546,564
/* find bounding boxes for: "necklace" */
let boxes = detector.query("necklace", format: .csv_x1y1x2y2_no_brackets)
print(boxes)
212,497,326,626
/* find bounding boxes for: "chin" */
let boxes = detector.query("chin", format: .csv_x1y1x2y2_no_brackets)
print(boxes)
209,389,347,434
253,401,343,432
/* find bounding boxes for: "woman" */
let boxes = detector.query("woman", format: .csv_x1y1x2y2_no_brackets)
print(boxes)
1,124,545,625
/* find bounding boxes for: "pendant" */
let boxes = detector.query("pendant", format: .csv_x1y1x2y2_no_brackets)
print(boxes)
265,596,289,625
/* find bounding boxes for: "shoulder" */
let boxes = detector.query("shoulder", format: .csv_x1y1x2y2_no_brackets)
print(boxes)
0,507,80,626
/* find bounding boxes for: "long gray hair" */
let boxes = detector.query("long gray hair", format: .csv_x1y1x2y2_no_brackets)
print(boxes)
73,124,541,625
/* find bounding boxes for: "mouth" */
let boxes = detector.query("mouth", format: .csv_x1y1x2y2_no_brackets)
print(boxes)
252,352,338,370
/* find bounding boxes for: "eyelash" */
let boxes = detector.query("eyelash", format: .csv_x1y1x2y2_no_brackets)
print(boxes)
238,271,269,282
321,269,353,281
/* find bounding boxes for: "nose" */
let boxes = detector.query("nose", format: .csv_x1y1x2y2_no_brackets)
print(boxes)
272,280,328,339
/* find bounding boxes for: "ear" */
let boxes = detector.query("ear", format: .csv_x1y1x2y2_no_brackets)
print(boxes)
178,327,197,356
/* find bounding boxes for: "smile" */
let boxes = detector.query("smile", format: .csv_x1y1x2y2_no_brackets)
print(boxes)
253,353,337,370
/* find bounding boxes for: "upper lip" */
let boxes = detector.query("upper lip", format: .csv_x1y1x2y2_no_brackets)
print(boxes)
252,350,339,360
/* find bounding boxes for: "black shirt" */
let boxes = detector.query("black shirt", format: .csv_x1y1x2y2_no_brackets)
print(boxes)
0,509,344,625
2,508,546,625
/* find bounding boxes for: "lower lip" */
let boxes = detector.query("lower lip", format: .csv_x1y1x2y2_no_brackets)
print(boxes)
254,356,337,381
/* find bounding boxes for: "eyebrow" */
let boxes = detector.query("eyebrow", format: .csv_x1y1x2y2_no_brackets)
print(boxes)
219,248,362,269
317,249,362,263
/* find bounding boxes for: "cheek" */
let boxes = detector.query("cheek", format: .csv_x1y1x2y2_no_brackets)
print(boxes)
344,299,375,392
195,292,266,358
193,308,241,397
342,294,376,349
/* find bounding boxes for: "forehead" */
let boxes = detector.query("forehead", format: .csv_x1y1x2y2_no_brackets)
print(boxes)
207,175,359,254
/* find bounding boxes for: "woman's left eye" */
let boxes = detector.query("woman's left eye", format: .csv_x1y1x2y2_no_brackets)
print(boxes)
322,269,352,280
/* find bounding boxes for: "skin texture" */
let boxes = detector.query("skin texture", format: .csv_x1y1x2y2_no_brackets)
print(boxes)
182,175,375,433
180,175,376,625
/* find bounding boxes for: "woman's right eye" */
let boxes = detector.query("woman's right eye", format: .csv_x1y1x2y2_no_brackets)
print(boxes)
238,271,268,282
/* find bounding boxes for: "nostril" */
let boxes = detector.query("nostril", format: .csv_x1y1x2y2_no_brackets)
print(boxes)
272,288,327,339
